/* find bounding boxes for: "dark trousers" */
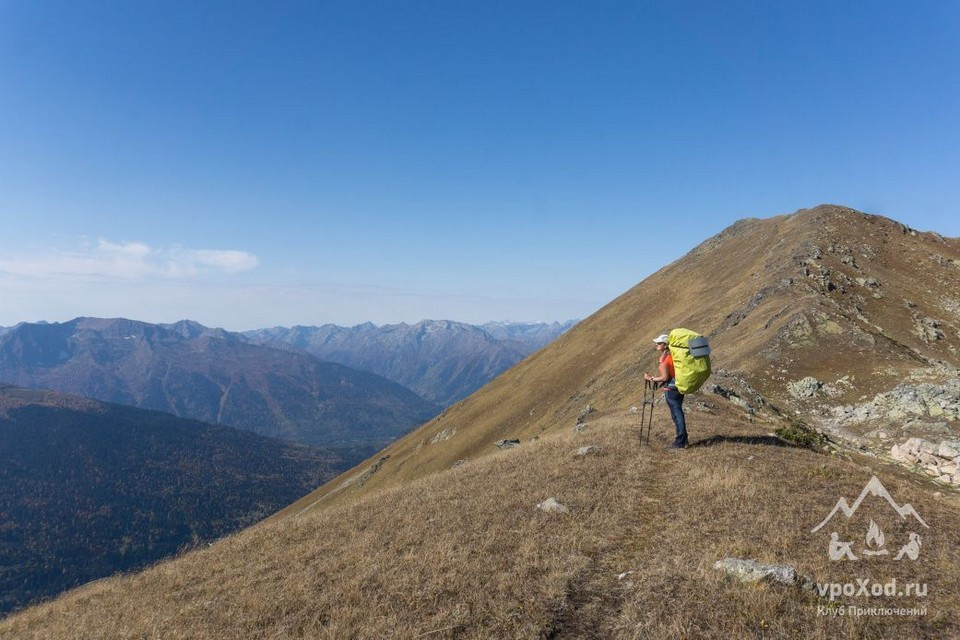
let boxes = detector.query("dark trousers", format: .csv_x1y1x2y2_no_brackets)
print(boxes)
664,388,687,446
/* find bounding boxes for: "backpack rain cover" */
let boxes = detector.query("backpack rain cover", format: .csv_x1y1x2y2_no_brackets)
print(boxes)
667,328,712,394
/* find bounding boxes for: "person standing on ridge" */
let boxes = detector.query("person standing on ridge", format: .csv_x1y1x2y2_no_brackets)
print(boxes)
644,334,688,449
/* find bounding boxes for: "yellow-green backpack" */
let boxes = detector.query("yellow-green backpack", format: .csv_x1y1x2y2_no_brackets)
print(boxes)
667,328,712,394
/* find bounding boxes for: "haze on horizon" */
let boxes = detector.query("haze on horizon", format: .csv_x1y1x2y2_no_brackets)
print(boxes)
2,2,958,331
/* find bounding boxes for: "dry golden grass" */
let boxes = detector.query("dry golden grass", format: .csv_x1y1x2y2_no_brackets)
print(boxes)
277,206,960,517
4,207,958,638
4,398,958,639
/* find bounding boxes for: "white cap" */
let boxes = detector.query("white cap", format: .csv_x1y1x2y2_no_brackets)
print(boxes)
653,334,669,344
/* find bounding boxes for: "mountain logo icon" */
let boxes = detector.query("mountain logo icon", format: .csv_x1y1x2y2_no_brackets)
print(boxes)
812,476,929,562
811,476,929,533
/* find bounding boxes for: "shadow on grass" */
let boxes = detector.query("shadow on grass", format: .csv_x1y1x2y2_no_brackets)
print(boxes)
688,434,800,449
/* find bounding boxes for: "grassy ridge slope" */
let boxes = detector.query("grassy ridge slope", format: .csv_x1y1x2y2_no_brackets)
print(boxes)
3,205,958,637
279,205,960,514
3,403,958,638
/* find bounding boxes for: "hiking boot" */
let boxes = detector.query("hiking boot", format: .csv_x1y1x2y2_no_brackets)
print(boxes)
667,442,687,450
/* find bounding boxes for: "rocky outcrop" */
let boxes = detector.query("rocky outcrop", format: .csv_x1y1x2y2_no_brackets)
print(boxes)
708,370,770,416
787,376,847,400
832,379,960,424
430,427,456,444
915,316,945,343
890,438,960,485
576,405,595,426
788,377,823,399
714,558,814,591
341,455,391,489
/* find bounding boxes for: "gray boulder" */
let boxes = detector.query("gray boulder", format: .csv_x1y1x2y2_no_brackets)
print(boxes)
714,558,813,591
788,377,823,399
536,497,570,513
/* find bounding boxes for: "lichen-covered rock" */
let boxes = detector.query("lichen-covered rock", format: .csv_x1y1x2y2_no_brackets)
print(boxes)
833,379,960,424
536,497,570,513
788,377,823,399
577,405,595,422
915,317,945,343
939,441,960,459
713,558,813,591
890,438,960,484
430,427,456,444
890,443,919,464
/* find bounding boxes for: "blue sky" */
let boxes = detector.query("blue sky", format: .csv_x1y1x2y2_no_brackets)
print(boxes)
2,1,958,330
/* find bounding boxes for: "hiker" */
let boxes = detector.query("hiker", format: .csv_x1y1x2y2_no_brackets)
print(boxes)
644,334,688,449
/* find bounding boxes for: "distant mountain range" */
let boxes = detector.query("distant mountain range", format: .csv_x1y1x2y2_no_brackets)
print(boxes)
478,320,578,350
0,317,440,449
9,206,960,638
0,385,346,616
244,320,577,406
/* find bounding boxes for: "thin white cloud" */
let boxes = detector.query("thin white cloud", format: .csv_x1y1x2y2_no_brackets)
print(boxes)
0,239,259,279
174,248,260,275
0,240,590,330
96,239,153,259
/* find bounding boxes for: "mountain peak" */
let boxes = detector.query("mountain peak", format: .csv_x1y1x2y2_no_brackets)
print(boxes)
283,205,959,509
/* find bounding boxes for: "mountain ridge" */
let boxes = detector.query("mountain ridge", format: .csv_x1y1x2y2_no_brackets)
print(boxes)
277,204,960,515
243,319,576,406
4,205,959,638
0,317,440,448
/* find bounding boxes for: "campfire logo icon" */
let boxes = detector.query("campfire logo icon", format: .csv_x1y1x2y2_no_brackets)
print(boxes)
811,476,929,562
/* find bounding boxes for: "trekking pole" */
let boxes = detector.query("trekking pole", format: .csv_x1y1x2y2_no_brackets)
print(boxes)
647,380,658,445
639,379,657,446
